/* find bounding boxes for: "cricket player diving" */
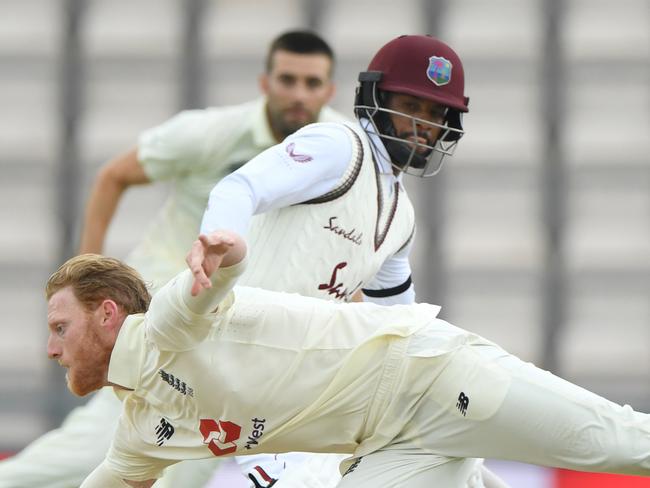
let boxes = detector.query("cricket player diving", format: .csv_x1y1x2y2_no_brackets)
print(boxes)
45,229,650,487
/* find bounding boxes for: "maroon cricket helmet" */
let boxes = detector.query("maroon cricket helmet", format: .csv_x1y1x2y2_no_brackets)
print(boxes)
367,35,469,113
354,35,470,177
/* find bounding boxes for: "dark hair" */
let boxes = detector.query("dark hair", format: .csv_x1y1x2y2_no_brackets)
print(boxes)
265,30,335,73
46,254,151,315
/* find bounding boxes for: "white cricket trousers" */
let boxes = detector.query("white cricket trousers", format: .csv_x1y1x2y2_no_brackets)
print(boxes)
337,336,650,487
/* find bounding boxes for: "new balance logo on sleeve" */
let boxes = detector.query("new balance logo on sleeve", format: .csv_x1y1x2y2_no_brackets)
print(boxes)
456,392,470,416
155,418,175,446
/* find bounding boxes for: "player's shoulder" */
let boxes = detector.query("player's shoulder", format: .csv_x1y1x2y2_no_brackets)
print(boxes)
278,123,355,171
147,99,258,150
289,119,356,144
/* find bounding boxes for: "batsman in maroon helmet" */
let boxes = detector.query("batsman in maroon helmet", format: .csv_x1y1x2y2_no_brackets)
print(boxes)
198,34,510,487
354,34,469,177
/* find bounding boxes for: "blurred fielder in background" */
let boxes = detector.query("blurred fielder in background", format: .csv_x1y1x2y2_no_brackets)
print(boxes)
45,229,650,488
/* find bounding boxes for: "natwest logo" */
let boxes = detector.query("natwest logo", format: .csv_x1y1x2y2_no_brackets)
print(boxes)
199,419,241,456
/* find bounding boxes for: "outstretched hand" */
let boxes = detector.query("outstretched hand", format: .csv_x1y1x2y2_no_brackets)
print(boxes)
185,231,237,296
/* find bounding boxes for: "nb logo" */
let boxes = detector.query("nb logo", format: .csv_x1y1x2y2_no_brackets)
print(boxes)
155,418,174,446
456,392,469,416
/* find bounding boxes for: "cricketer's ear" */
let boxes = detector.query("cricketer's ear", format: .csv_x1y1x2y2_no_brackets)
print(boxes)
259,72,270,95
96,299,126,335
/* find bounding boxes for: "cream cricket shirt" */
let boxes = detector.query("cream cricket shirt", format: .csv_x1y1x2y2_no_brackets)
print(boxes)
102,277,446,481
128,99,348,291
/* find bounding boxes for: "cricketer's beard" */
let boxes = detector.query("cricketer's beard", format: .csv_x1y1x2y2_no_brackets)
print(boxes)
397,130,434,156
66,321,112,397
269,103,318,141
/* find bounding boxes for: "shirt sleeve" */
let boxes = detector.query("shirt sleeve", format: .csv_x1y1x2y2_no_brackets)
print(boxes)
137,109,221,181
101,413,178,483
80,461,143,488
145,259,246,351
362,238,416,305
200,123,352,235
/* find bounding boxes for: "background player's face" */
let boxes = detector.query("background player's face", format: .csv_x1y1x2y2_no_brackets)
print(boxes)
385,93,447,154
260,49,335,141
47,287,113,397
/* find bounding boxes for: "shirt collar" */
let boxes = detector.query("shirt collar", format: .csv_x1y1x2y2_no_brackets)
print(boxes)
107,314,146,391
252,97,278,149
252,98,348,149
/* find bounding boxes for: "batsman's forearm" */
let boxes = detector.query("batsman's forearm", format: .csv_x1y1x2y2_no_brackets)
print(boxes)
200,176,255,237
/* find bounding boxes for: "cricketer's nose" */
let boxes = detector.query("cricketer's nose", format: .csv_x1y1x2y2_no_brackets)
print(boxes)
47,334,62,360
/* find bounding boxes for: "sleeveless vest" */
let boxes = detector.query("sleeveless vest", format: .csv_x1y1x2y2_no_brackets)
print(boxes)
241,123,415,301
